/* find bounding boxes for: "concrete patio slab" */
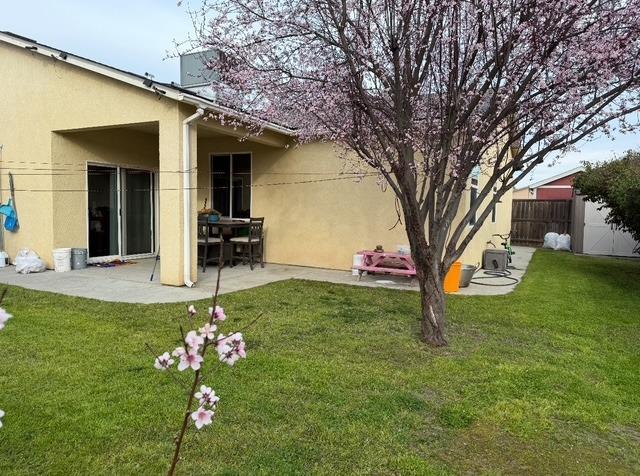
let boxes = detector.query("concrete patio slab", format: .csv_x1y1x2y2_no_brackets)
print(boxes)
456,246,535,296
0,246,535,303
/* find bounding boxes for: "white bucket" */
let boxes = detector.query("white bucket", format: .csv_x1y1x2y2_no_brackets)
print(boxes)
397,244,411,255
352,254,363,276
52,248,72,272
0,251,7,268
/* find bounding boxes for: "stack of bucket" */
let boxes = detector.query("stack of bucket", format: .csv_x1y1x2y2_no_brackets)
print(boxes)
52,248,87,272
52,248,71,272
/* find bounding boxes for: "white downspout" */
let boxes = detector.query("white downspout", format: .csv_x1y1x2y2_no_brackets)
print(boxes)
183,108,205,287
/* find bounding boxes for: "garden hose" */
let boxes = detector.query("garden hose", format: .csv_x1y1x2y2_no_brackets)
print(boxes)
469,265,520,287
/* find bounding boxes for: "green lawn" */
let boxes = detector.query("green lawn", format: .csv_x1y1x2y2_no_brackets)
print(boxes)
0,251,639,475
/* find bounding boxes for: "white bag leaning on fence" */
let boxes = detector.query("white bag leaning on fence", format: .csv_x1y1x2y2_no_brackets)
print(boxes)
14,248,46,274
543,232,559,249
554,234,571,251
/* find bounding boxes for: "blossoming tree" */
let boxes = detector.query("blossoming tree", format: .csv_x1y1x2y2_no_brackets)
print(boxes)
191,0,640,346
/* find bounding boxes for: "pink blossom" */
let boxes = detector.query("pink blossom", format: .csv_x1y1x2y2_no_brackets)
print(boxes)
191,406,214,430
216,332,247,366
188,304,197,317
172,346,186,358
0,308,12,330
154,352,175,370
209,305,226,321
194,385,220,407
177,349,204,371
199,323,217,340
184,330,204,351
237,340,246,358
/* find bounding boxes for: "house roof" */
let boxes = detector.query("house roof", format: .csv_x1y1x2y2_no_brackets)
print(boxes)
515,166,584,191
0,31,295,136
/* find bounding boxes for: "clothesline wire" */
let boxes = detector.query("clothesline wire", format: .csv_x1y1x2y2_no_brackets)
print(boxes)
0,173,380,193
0,159,370,176
0,171,366,176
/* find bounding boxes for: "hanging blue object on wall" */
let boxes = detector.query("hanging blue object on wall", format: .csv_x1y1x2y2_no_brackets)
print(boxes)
0,173,19,232
0,198,18,232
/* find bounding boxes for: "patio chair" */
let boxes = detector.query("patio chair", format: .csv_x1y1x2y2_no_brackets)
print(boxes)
197,216,222,272
229,217,264,270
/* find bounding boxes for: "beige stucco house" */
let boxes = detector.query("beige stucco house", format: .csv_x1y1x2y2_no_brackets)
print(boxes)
0,31,513,287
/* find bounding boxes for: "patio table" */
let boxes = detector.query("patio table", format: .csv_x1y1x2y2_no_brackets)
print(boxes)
356,250,417,281
207,219,251,265
209,219,251,236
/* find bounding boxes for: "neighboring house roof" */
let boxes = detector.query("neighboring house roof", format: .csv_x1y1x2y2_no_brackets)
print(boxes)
515,166,584,191
0,31,295,136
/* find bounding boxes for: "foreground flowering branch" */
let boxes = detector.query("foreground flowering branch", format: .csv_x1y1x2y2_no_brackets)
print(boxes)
0,289,12,429
148,254,255,475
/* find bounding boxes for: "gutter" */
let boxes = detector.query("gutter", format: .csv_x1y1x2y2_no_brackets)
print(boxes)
177,94,296,137
183,108,205,287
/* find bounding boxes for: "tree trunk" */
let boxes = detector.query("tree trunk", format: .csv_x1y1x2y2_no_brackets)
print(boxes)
403,210,448,347
415,259,448,347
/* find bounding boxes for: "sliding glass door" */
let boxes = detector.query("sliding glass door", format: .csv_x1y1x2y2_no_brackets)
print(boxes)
88,165,119,258
122,169,154,256
87,165,156,260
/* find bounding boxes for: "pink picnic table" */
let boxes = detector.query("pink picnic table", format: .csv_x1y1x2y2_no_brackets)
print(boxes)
356,250,417,281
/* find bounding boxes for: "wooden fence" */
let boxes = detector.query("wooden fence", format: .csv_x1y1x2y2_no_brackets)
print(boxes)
511,199,572,246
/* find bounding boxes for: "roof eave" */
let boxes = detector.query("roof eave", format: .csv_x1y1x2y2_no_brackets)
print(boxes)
515,165,585,191
0,31,296,137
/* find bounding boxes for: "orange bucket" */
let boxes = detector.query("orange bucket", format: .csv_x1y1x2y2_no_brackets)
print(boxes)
444,261,462,293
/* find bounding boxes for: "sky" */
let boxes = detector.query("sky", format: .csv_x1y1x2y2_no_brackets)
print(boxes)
3,0,638,186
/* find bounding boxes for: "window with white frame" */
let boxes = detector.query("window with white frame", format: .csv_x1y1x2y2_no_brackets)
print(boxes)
211,153,252,218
